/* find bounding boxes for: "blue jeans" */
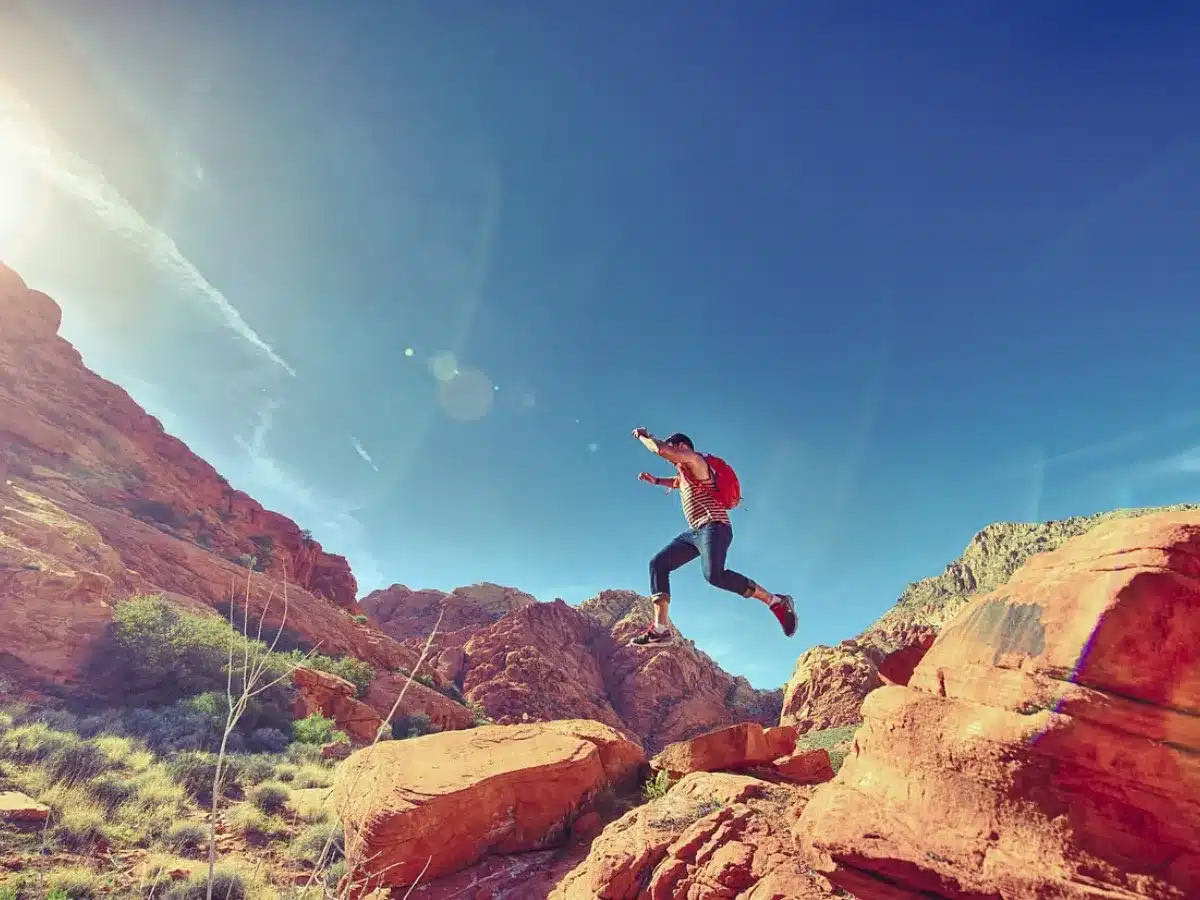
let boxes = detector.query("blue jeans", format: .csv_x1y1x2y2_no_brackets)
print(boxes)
649,522,754,599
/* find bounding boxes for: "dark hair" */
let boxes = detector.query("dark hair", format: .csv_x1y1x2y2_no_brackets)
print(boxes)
663,432,694,450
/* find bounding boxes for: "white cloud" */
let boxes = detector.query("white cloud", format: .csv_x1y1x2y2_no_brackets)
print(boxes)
350,435,379,472
234,400,383,595
0,81,295,376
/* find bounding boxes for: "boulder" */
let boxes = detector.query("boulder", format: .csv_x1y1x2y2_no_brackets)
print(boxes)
0,791,50,824
772,749,834,785
362,672,475,733
796,509,1200,899
334,720,641,894
651,722,777,778
292,666,383,744
780,642,883,733
549,772,835,899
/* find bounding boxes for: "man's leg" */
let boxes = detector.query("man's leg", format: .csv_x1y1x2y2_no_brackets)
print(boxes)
632,532,699,645
697,523,798,637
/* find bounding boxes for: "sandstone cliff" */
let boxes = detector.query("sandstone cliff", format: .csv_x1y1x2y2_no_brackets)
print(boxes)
0,262,418,690
781,503,1200,735
369,585,784,755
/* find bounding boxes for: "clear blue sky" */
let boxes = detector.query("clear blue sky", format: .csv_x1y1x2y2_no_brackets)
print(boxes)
4,1,1200,688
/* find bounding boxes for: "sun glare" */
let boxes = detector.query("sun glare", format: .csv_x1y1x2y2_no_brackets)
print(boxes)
0,92,41,251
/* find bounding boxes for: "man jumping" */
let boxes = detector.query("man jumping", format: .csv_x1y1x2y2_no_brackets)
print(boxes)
630,427,797,646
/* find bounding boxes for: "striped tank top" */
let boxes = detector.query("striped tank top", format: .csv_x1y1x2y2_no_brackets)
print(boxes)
677,460,731,529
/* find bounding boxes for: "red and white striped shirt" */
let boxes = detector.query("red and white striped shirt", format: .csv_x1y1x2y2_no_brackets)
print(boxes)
677,460,731,529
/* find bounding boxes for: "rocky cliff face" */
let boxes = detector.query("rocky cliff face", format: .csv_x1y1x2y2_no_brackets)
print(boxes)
780,503,1199,735
361,582,537,640
367,586,784,755
0,263,416,690
797,507,1200,899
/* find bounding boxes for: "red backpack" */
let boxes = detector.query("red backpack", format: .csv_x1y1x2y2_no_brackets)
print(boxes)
702,454,742,510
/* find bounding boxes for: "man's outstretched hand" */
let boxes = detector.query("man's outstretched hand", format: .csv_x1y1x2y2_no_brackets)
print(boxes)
632,426,650,440
637,472,656,484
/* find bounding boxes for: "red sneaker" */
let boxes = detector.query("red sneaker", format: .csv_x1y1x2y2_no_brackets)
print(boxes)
769,594,797,637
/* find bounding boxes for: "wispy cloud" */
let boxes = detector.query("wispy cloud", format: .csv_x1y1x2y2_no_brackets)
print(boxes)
0,82,295,376
235,400,383,592
350,435,379,472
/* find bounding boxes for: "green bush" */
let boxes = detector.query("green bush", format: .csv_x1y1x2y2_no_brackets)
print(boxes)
292,713,345,746
48,739,109,786
250,782,290,814
164,866,249,900
44,867,102,900
167,751,242,801
642,769,673,801
87,771,136,812
284,652,375,697
289,820,344,866
239,754,279,785
392,713,436,740
167,820,209,854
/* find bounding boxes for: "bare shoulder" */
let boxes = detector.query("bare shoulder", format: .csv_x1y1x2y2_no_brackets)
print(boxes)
680,453,711,483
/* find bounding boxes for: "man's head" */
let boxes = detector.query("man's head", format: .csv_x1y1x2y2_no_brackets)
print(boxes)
663,432,694,451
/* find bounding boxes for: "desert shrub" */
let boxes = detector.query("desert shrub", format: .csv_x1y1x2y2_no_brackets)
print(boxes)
16,707,79,732
292,713,343,746
227,803,290,842
238,753,279,785
465,700,491,725
282,652,374,697
353,614,368,624
47,739,109,786
87,771,137,812
94,596,288,708
44,866,104,899
44,789,108,851
273,763,297,783
167,820,209,854
164,865,250,900
290,764,333,790
167,751,242,801
247,726,290,754
642,769,673,801
392,713,436,740
284,741,327,767
249,781,289,814
416,673,436,689
289,819,344,866
0,722,77,764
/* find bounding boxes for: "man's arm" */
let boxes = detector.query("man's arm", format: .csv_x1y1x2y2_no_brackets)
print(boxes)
634,429,698,467
634,428,707,479
653,475,681,489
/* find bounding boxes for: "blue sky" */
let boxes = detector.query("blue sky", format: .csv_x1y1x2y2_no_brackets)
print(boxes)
3,1,1200,688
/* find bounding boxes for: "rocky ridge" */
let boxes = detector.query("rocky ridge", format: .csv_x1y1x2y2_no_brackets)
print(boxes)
780,503,1200,736
368,585,784,754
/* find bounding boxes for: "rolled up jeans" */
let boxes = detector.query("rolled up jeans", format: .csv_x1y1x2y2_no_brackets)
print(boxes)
649,522,753,598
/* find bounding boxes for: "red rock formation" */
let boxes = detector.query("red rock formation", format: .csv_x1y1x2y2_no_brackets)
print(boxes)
291,666,383,745
361,582,536,640
362,672,475,733
780,503,1199,737
651,723,777,779
772,748,834,785
549,771,836,899
333,720,645,896
0,263,418,689
454,595,783,754
796,509,1200,899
